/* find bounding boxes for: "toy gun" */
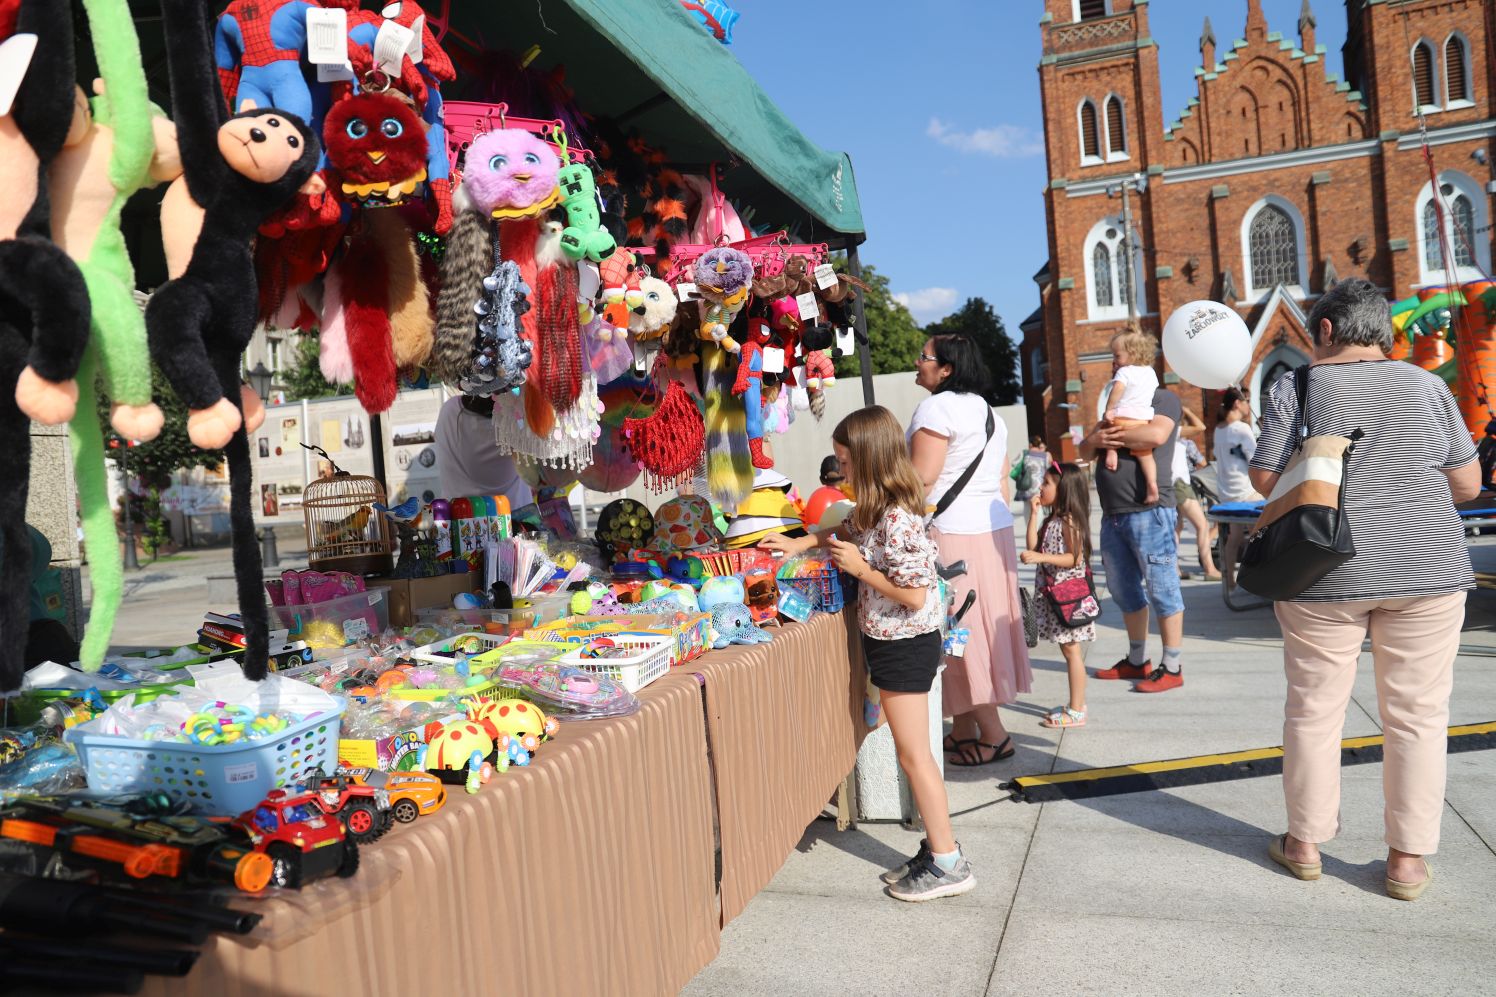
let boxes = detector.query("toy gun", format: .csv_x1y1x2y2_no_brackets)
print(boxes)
0,817,273,893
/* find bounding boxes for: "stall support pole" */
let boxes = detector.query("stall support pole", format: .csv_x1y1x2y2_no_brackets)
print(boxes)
370,413,388,495
845,244,876,406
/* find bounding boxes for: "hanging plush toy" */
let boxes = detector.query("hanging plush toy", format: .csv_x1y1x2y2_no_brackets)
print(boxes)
214,0,319,120
52,0,181,671
732,316,774,469
628,275,679,343
769,295,804,387
1,0,94,693
557,160,615,262
147,0,321,681
694,247,752,353
597,246,641,341
321,89,434,411
461,256,532,394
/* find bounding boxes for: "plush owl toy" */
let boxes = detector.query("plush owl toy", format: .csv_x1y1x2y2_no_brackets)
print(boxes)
694,247,753,354
628,275,679,342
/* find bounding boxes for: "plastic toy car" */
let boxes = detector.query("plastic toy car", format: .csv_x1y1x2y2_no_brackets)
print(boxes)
306,771,394,844
338,767,446,824
229,789,359,888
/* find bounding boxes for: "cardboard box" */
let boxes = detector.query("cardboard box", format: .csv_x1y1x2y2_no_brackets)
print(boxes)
367,572,482,628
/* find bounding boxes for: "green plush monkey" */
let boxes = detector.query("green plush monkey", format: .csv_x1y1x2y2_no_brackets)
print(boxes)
52,0,182,669
557,161,616,263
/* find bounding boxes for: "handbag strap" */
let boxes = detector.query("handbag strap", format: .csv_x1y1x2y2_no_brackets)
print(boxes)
932,408,995,520
1293,364,1311,447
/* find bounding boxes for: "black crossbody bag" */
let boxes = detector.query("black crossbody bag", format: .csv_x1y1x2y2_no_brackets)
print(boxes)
930,409,995,522
1237,366,1363,600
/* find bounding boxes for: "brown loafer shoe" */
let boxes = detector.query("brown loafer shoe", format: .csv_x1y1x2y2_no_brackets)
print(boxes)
1386,860,1433,901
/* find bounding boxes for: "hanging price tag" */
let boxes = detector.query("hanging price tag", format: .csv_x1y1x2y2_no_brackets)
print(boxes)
317,61,355,83
0,34,38,117
405,13,425,63
578,262,601,300
676,282,698,303
761,347,786,374
306,7,349,64
796,292,819,321
835,327,856,356
632,339,651,373
814,263,838,290
373,19,414,75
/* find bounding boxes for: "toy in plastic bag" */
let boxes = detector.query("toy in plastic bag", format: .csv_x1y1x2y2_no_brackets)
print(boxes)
493,663,638,720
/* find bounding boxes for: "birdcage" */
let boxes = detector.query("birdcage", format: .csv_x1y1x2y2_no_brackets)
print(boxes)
302,471,394,576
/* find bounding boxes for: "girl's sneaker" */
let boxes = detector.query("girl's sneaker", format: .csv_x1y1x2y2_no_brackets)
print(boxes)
887,852,975,902
1042,706,1087,728
879,838,933,885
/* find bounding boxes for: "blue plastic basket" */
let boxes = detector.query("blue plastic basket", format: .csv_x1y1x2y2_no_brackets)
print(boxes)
776,566,846,614
65,700,346,817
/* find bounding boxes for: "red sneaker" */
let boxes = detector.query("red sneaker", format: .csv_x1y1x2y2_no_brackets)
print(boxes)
1135,667,1183,693
1094,658,1151,680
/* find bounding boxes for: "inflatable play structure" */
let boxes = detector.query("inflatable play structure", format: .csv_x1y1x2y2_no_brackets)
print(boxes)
1388,282,1496,436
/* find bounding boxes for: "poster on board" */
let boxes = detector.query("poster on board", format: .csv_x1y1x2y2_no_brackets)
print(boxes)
251,395,376,526
384,388,445,505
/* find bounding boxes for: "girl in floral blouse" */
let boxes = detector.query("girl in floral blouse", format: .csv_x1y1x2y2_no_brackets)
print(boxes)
762,406,972,903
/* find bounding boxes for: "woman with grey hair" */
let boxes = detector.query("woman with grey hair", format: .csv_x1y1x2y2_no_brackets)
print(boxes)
1248,277,1481,901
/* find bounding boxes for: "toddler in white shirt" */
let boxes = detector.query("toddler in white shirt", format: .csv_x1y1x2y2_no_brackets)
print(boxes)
1103,329,1161,504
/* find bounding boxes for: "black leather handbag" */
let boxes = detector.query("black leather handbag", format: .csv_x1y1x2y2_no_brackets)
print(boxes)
1237,366,1363,601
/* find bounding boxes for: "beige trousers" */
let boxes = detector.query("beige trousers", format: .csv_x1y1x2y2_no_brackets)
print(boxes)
1274,591,1466,855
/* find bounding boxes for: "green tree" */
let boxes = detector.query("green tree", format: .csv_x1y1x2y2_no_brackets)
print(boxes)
924,297,1022,407
97,364,225,560
281,331,339,401
833,262,925,379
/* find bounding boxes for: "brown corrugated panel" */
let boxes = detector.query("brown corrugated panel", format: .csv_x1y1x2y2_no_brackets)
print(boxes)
142,673,717,997
695,612,866,924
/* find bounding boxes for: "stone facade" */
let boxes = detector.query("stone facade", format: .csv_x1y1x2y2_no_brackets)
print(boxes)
1024,0,1496,456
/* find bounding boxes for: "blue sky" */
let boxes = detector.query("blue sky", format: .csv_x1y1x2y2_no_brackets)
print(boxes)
732,0,1348,330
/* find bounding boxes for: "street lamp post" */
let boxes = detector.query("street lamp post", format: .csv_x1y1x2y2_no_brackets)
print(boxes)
1106,173,1149,324
245,361,279,568
119,440,139,570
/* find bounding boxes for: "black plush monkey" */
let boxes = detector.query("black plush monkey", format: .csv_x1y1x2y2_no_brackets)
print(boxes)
0,0,93,692
146,0,320,680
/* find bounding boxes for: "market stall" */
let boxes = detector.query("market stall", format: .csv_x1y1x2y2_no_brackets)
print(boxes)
2,2,882,992
126,613,861,996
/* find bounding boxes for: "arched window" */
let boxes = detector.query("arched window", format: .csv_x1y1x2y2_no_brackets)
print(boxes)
1445,35,1470,104
1249,207,1298,290
1079,100,1101,162
1240,196,1307,299
1412,41,1437,110
1076,0,1109,20
1093,243,1113,308
1105,95,1127,157
1416,173,1490,283
1084,217,1143,320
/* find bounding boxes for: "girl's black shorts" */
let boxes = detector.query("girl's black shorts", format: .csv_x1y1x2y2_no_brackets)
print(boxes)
861,629,942,693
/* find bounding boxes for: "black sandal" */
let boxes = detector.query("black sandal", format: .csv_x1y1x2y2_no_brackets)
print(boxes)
942,733,974,754
948,736,1015,767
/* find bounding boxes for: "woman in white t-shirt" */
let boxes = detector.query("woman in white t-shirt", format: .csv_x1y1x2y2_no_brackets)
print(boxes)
908,335,1033,767
1212,388,1263,502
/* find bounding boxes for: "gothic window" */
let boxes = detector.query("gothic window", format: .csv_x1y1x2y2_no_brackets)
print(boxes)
1248,206,1299,291
1079,100,1100,161
1093,243,1113,308
1085,218,1142,320
1105,96,1126,156
1445,35,1470,104
1077,0,1108,20
1417,174,1490,283
1412,41,1437,110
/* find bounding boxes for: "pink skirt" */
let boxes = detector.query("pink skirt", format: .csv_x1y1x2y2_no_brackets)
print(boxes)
932,526,1034,714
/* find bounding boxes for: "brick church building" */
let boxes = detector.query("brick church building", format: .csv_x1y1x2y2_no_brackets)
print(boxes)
1021,0,1495,456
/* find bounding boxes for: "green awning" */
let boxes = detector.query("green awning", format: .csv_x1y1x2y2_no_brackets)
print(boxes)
449,0,864,241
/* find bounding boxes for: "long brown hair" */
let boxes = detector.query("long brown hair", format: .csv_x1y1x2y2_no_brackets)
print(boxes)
1041,462,1092,563
831,406,928,533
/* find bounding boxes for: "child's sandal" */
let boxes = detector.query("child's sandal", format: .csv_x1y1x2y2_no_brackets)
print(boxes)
1042,707,1086,729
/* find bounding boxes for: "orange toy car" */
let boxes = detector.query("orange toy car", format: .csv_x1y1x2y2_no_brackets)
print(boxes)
339,767,447,824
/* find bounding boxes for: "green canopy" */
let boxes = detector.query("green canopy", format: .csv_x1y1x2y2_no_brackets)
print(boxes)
449,0,864,242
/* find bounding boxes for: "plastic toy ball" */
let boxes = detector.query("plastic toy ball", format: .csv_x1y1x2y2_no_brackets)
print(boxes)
453,592,483,610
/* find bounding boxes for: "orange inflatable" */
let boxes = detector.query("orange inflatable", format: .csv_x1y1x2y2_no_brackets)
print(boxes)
1456,280,1496,437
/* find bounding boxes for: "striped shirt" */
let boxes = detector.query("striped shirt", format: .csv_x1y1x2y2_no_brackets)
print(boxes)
1251,360,1477,602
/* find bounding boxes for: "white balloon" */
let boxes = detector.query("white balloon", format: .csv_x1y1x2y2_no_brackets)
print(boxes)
1161,300,1253,390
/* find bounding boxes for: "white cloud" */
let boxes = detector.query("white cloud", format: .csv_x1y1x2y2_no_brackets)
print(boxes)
926,117,1044,158
893,287,959,323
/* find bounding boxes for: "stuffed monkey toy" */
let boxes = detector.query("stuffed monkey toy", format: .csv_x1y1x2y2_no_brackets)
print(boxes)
50,0,182,671
1,0,94,692
147,0,321,681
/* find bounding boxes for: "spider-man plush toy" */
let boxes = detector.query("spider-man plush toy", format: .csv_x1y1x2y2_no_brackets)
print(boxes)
215,1,324,120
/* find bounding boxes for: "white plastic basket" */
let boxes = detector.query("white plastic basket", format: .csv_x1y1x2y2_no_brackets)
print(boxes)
65,702,346,817
409,632,509,665
557,635,672,693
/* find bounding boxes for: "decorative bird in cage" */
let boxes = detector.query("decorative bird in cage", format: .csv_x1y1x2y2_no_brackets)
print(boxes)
318,505,374,546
